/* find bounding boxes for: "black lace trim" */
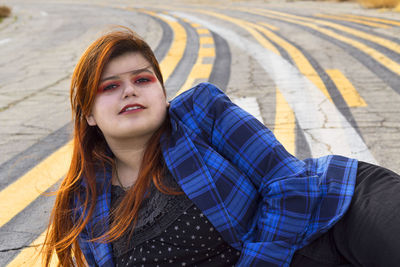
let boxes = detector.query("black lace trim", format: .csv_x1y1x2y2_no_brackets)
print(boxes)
111,173,193,257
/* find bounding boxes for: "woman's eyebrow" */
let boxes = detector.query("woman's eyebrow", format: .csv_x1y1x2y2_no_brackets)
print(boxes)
101,67,153,82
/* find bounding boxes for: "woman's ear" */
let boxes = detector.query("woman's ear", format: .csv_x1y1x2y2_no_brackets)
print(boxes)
166,101,170,108
86,114,97,126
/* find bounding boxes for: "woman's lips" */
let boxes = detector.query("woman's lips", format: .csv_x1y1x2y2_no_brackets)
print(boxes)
119,104,145,114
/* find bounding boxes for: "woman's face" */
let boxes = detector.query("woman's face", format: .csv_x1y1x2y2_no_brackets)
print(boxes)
86,52,168,143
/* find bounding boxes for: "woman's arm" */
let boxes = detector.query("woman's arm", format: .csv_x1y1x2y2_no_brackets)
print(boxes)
169,82,305,188
167,83,356,266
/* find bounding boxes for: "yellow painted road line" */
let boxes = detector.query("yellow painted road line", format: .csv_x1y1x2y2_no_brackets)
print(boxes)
176,26,215,95
326,69,367,107
249,10,400,77
243,23,281,55
196,9,331,100
8,9,188,265
315,14,390,28
258,21,279,31
255,9,400,55
341,13,400,27
0,141,73,228
250,22,331,101
138,9,187,82
197,28,210,35
2,140,72,267
193,10,280,55
274,88,296,155
200,36,214,45
190,23,201,28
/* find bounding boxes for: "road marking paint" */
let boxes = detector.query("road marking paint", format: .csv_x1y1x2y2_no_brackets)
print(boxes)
200,47,216,57
258,22,279,31
243,22,280,55
197,28,210,35
341,14,400,27
252,10,400,77
315,14,390,28
0,141,73,228
174,11,377,162
232,97,264,124
191,10,280,55
191,23,201,28
139,10,187,81
176,26,215,95
249,22,332,101
191,9,332,102
274,88,296,155
326,69,367,107
200,36,214,44
255,9,400,55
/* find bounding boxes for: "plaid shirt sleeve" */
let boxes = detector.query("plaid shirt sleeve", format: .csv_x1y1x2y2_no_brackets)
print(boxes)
166,83,357,266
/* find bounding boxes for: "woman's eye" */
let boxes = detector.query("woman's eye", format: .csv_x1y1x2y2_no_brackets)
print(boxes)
135,77,151,84
99,83,118,92
134,75,156,84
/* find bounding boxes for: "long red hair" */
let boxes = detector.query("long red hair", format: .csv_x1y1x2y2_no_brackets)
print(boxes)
42,27,178,266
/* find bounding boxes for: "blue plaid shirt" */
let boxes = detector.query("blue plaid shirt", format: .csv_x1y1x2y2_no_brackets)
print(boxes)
75,83,358,266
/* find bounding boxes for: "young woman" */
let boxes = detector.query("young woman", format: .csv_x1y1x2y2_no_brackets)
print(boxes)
42,27,400,267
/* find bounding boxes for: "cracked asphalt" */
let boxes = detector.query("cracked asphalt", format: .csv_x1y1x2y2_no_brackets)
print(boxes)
0,0,399,265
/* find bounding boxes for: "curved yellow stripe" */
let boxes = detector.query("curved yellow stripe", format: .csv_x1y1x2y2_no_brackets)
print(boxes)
326,69,367,107
250,23,331,100
0,141,73,228
195,10,331,100
139,10,187,81
315,14,390,28
249,10,400,76
258,21,279,31
151,6,280,55
197,28,210,35
176,26,215,95
190,23,201,28
274,88,296,155
256,9,400,55
342,13,400,27
194,10,280,54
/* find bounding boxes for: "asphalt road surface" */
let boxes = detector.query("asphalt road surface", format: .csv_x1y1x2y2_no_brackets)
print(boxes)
0,0,399,265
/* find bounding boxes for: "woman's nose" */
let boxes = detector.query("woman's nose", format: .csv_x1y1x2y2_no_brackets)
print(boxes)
122,82,137,98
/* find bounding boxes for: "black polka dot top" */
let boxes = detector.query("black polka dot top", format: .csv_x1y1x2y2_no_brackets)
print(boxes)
110,171,241,267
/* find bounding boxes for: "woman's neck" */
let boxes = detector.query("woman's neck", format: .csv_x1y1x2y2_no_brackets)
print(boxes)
106,136,149,188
